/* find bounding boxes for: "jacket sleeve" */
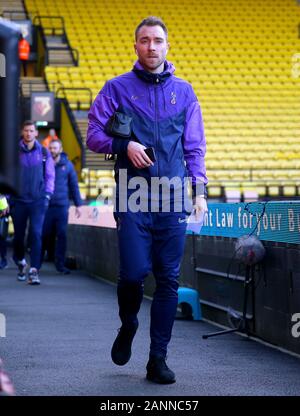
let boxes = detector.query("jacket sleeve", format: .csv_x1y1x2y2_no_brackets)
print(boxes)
183,88,208,198
68,162,82,207
87,81,131,155
44,149,55,196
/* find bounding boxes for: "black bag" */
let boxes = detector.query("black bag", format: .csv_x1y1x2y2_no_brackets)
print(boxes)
105,112,132,138
0,217,8,240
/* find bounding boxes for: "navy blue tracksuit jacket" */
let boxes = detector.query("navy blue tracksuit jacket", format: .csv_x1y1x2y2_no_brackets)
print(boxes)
43,152,82,269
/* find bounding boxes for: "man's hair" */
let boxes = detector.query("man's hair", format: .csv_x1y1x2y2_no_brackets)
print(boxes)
22,120,37,129
135,16,168,40
49,138,62,148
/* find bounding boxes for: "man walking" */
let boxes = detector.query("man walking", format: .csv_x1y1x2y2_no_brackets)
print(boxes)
10,121,55,285
42,140,82,274
0,195,9,270
87,16,208,384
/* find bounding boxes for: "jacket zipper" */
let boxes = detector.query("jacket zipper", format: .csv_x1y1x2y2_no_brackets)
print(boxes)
154,78,159,177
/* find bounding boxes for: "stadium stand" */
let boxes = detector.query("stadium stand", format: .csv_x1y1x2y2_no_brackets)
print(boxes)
3,0,300,200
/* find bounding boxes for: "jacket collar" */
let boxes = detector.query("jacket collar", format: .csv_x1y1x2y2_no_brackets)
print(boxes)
133,60,175,84
56,152,68,166
20,139,39,152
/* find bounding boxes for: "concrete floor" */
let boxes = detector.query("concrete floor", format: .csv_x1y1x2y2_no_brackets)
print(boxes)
1,260,300,396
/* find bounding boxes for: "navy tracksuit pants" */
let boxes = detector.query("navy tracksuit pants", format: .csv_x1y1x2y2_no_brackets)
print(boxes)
115,210,187,358
0,235,7,260
11,200,47,270
42,206,68,270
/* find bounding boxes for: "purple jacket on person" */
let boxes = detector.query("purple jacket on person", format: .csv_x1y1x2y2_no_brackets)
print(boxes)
12,140,55,203
87,60,208,198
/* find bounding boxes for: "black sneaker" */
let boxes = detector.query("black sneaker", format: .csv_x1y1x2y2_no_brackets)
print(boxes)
111,324,138,366
146,356,176,384
17,259,27,282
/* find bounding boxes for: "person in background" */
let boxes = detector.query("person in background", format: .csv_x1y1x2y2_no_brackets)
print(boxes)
0,196,9,270
18,34,30,77
42,140,82,274
10,121,55,285
40,127,60,260
42,129,59,149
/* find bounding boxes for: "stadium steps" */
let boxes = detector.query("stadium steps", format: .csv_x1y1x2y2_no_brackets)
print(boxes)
76,118,114,170
44,32,75,67
45,35,68,48
20,76,48,97
47,48,74,67
0,0,26,19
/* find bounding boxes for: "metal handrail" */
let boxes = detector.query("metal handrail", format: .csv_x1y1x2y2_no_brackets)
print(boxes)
46,80,63,94
33,15,65,30
60,97,85,169
71,48,79,66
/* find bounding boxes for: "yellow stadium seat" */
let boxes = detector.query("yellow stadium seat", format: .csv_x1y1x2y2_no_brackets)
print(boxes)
24,0,300,195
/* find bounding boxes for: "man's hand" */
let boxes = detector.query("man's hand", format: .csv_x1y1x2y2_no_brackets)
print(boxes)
193,195,208,221
75,207,82,218
0,207,9,217
127,141,154,169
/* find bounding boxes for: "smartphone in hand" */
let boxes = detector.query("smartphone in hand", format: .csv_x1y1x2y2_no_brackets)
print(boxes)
144,147,156,163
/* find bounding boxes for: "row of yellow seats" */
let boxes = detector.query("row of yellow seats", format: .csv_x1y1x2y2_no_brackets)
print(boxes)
46,75,298,90
205,120,299,129
45,70,116,78
31,0,288,6
207,152,286,160
65,25,294,34
208,142,300,149
78,184,300,200
67,33,296,42
205,125,298,132
208,185,299,198
206,154,300,163
205,120,299,127
45,67,128,75
210,180,300,188
208,172,300,181
207,160,300,169
27,7,295,17
65,28,294,37
207,146,300,153
203,102,298,108
47,73,109,82
52,86,94,97
205,110,298,117
81,169,114,179
61,17,295,25
28,2,294,12
197,94,298,101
